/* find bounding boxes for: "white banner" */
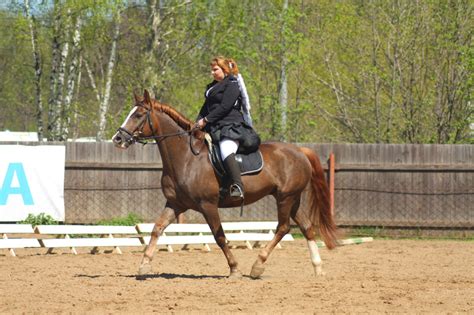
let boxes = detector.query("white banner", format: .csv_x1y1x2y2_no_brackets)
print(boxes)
0,145,65,222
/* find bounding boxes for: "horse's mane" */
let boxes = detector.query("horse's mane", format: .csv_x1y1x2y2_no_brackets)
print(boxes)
150,99,204,140
151,99,194,131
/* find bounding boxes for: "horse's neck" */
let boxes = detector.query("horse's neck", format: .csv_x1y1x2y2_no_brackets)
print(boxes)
154,114,191,177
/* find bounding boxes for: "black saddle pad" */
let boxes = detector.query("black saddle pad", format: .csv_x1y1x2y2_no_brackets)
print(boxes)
209,144,263,178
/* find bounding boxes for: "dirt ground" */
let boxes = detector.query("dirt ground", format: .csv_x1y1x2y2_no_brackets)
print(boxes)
1,239,473,314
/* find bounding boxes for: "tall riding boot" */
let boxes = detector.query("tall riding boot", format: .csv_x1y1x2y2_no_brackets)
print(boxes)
223,153,244,199
218,176,231,201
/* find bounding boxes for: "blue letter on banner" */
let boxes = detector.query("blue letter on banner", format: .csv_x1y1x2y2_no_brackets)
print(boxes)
0,163,34,205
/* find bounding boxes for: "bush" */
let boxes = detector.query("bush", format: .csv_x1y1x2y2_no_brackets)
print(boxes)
96,213,143,226
20,213,58,225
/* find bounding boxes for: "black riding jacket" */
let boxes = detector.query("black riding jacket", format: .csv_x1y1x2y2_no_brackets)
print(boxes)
196,75,245,129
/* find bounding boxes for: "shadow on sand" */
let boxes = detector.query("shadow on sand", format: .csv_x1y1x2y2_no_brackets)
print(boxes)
134,272,227,280
75,273,228,281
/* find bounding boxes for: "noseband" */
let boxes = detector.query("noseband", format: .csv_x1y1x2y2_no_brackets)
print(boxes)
116,104,203,155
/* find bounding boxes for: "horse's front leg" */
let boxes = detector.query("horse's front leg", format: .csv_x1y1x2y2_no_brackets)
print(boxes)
200,202,241,278
138,203,183,275
250,194,296,279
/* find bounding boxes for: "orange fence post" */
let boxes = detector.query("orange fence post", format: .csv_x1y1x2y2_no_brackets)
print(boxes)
329,153,335,216
177,213,185,224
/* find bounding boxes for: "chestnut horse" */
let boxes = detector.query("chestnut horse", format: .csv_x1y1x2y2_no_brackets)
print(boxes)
112,90,338,278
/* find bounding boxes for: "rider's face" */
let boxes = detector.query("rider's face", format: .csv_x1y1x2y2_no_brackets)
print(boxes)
211,65,225,81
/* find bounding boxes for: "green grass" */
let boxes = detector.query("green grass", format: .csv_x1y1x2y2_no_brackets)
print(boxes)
96,213,143,226
19,213,58,225
70,213,144,238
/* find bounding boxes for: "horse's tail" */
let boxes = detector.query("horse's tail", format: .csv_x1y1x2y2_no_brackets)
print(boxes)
300,147,338,250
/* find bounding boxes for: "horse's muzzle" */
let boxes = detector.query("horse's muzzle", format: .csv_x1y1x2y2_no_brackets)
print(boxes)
112,128,134,149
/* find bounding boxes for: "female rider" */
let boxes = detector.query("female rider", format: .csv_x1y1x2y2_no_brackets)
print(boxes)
196,56,252,201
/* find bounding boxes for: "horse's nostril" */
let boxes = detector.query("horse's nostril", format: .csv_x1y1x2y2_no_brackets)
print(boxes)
114,136,122,143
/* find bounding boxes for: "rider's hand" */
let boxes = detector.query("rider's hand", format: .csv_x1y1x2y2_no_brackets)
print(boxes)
196,118,207,130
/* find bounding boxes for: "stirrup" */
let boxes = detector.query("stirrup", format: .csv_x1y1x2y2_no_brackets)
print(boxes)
230,184,244,199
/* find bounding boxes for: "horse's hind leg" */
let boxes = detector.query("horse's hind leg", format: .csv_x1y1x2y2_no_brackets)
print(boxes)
200,202,241,278
291,208,325,276
250,194,297,279
138,202,184,275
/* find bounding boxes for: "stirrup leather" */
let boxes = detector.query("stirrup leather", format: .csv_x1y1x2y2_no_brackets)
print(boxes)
219,187,229,201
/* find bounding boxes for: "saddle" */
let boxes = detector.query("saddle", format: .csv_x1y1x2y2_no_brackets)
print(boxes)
206,135,263,179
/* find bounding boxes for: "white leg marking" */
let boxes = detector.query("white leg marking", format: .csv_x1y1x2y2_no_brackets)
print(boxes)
307,240,324,276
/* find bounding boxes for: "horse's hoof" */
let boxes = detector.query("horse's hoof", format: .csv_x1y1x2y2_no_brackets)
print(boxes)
229,269,243,279
314,265,326,276
138,263,153,275
250,261,265,279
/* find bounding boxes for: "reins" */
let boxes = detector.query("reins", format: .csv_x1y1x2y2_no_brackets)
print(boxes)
137,128,204,156
119,103,205,155
137,129,193,142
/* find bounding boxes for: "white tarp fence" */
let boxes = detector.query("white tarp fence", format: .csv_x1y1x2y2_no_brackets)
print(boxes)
0,145,65,222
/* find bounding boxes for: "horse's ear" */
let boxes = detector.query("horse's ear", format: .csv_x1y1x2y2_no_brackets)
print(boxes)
133,91,140,103
143,89,151,104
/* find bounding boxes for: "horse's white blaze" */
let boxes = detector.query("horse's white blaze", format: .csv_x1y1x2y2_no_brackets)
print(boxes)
121,106,138,128
111,106,138,146
307,240,323,275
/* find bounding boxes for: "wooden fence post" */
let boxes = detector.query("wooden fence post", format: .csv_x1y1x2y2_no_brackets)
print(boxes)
329,153,335,217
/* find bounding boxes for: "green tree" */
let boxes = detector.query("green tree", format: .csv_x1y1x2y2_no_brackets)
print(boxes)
1,0,472,144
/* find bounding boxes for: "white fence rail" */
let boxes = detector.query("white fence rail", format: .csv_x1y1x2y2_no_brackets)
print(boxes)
34,225,142,255
137,221,294,252
0,224,41,256
0,221,294,256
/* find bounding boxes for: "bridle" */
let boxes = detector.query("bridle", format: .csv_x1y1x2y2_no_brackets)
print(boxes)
116,103,204,155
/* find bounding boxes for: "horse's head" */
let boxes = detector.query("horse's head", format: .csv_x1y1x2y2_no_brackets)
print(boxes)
112,90,154,149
